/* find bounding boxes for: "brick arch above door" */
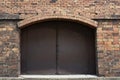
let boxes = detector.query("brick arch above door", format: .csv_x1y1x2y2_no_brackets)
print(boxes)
18,14,98,29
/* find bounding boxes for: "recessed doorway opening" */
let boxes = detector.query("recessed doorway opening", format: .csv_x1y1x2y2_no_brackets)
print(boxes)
20,20,96,75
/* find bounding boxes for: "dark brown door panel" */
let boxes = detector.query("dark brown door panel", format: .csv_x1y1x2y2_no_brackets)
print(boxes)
21,20,96,75
21,22,56,74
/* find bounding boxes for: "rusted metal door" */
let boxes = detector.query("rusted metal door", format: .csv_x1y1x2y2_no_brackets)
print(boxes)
21,20,96,75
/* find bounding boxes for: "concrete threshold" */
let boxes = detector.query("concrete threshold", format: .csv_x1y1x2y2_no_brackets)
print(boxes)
20,75,97,79
0,76,120,80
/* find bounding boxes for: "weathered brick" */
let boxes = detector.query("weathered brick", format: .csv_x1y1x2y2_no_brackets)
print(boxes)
0,0,120,78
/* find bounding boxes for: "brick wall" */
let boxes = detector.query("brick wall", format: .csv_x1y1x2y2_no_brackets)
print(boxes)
97,20,120,76
0,21,20,77
0,0,120,77
0,0,120,19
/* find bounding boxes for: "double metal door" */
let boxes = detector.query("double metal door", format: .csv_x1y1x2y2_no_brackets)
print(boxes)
21,21,96,75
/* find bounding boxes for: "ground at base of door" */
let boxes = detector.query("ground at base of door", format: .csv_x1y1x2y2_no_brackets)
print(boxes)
0,77,120,80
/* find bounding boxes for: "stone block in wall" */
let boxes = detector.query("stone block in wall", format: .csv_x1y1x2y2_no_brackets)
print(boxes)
0,13,19,19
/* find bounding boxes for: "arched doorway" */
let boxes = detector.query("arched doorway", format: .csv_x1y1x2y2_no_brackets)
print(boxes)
21,20,96,75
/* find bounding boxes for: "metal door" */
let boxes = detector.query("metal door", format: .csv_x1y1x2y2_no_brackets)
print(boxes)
21,22,57,74
57,21,96,74
21,20,96,75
